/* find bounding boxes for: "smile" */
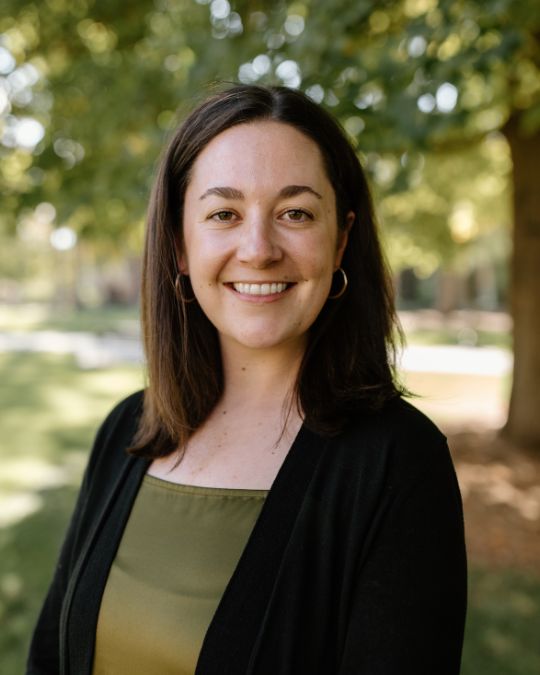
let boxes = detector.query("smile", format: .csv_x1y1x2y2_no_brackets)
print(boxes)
231,282,291,296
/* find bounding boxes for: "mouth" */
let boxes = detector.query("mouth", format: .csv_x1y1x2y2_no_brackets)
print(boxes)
229,282,293,296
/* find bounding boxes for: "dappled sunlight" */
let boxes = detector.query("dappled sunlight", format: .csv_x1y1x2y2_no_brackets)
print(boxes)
0,351,142,450
449,431,540,575
0,329,144,369
0,454,86,528
457,462,540,521
80,367,144,398
0,347,142,669
401,344,512,375
404,370,508,429
0,303,50,330
0,480,80,673
1,572,23,601
45,376,133,426
0,453,86,491
0,492,43,528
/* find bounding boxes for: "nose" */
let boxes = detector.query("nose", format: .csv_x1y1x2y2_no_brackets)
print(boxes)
236,214,282,268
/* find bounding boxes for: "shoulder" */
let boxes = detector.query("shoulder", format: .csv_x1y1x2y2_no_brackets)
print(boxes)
97,389,145,437
326,397,451,484
341,396,445,447
85,389,146,478
377,396,446,447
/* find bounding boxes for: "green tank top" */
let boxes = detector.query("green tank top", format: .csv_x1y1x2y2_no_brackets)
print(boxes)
92,475,267,675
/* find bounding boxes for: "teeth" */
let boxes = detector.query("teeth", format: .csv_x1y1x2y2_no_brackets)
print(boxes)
233,282,288,295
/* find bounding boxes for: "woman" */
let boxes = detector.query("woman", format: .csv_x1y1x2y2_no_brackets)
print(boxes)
28,84,467,675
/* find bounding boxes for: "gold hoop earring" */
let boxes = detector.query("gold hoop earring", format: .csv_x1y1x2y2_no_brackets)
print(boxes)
328,267,348,300
174,273,196,304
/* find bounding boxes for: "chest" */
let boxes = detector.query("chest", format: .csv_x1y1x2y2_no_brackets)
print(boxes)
63,425,376,675
92,477,267,675
150,413,302,490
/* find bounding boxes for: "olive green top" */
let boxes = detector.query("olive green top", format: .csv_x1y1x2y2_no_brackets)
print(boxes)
92,475,268,675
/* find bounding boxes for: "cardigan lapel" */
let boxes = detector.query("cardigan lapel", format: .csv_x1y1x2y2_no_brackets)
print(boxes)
195,424,328,675
61,455,149,675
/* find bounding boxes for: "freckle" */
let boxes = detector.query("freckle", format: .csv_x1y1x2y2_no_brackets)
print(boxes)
241,367,246,371
222,410,227,415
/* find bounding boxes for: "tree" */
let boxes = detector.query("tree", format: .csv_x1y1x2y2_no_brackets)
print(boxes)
1,0,539,445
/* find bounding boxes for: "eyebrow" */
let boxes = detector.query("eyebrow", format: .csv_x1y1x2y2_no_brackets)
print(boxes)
199,185,323,200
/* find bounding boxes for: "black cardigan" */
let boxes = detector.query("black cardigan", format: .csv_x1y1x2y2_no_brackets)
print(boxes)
27,391,467,675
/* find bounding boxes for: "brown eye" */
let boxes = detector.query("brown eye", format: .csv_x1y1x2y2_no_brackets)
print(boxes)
212,210,235,222
283,209,312,222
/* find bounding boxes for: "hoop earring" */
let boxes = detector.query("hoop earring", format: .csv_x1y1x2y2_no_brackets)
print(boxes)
174,273,196,304
328,267,348,300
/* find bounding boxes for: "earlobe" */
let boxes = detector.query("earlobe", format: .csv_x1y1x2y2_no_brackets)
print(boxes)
174,235,189,275
178,255,189,275
335,211,355,267
344,211,355,233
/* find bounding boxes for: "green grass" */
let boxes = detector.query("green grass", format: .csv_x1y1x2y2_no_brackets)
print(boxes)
0,351,143,671
0,303,139,335
462,569,540,674
0,323,537,674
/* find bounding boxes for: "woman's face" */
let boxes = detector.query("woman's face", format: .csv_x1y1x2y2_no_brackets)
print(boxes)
180,120,350,356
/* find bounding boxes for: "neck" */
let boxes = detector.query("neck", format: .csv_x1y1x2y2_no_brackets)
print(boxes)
219,339,306,411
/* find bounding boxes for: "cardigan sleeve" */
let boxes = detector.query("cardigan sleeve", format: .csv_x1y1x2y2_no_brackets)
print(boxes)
338,436,467,675
26,392,143,675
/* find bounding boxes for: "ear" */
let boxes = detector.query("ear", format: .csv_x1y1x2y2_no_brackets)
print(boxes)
174,234,189,275
178,254,189,275
335,211,354,268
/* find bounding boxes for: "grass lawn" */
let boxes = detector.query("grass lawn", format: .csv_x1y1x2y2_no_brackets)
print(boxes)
0,328,538,673
462,569,540,674
0,303,140,335
0,351,143,672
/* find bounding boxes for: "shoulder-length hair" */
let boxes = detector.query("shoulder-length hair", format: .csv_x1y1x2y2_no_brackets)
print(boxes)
130,84,404,458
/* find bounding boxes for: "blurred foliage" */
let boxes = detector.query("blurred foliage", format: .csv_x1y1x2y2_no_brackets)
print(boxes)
0,0,538,270
381,135,512,275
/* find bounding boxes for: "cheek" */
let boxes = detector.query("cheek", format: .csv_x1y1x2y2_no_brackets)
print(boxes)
304,238,339,278
183,237,235,294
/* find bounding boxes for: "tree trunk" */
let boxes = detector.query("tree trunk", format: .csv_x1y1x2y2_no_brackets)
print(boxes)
503,118,540,448
435,269,463,314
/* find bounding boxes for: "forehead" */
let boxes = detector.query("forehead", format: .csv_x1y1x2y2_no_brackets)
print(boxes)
187,120,332,193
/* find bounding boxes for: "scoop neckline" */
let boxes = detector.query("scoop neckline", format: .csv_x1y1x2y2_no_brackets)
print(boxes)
143,473,269,498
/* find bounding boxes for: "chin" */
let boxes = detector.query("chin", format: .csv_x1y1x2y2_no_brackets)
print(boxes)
225,330,305,352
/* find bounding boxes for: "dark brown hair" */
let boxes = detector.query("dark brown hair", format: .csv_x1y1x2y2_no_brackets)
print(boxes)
130,84,404,458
